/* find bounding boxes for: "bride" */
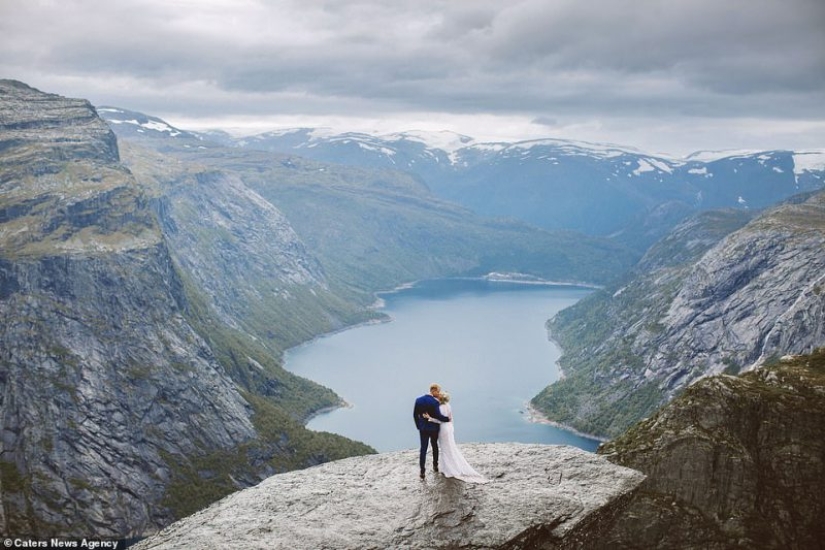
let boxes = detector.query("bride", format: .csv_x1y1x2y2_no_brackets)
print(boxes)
425,390,488,483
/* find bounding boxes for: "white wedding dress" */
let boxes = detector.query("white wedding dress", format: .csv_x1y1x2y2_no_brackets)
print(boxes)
435,403,488,483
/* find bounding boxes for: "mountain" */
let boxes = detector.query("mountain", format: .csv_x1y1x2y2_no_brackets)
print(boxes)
10,85,821,541
158,124,825,251
116,140,377,357
101,109,638,289
95,106,203,144
0,80,372,538
532,190,825,438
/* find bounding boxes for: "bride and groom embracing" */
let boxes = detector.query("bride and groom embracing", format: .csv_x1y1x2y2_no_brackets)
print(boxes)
413,383,488,483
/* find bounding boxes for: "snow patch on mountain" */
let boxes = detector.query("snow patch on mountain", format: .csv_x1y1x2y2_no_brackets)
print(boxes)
508,138,634,159
633,158,674,176
385,130,475,154
686,150,763,162
356,141,397,158
793,150,825,175
98,107,184,137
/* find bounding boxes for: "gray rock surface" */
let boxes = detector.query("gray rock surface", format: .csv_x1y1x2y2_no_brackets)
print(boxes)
134,443,645,550
0,79,119,168
664,198,825,376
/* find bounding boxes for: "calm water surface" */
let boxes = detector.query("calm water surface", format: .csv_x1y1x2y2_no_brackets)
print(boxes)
285,279,600,452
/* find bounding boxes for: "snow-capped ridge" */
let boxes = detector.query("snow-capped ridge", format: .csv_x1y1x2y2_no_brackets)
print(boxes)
98,106,187,138
685,149,765,162
382,129,475,154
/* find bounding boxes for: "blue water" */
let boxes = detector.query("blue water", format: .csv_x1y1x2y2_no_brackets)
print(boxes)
285,279,601,452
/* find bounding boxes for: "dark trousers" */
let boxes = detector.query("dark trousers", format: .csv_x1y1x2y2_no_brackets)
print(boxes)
419,430,439,473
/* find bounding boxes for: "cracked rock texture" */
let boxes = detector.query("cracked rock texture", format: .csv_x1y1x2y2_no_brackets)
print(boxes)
134,443,645,550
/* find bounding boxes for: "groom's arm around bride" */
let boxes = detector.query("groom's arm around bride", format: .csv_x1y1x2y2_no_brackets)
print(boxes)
413,387,450,431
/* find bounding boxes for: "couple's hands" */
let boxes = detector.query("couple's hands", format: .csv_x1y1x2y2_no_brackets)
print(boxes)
422,413,430,420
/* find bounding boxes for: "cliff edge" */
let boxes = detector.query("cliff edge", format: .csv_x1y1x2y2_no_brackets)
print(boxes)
134,444,645,550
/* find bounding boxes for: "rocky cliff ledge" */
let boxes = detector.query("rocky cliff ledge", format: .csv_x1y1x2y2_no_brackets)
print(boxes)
134,444,644,550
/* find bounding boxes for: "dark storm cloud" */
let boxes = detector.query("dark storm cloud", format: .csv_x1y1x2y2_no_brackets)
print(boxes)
1,0,823,152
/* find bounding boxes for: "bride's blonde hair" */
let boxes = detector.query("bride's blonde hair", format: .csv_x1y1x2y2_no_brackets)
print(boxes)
438,392,450,404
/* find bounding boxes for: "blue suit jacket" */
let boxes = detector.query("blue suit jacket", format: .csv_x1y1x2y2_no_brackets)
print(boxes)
413,394,450,432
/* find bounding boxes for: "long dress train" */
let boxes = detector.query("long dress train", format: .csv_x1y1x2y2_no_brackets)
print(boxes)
436,403,488,483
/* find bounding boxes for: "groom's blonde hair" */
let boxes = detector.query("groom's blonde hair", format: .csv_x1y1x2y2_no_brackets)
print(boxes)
429,383,441,393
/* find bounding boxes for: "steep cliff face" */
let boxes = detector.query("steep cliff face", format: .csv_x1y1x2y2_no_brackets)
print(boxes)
665,195,825,374
0,80,156,258
0,80,254,536
0,81,372,538
598,349,825,549
118,141,374,357
0,80,118,168
133,444,645,550
0,249,258,536
533,193,825,437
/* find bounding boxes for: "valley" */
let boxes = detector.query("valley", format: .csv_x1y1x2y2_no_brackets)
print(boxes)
2,80,825,545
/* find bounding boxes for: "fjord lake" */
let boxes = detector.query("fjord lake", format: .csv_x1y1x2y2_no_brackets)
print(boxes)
285,278,601,452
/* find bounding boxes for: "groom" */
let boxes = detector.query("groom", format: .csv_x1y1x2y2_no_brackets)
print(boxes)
413,383,451,480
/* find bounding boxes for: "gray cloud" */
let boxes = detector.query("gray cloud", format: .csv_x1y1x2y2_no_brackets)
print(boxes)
1,0,823,154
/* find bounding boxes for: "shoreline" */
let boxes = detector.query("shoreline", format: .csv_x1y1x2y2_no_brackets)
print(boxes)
283,314,392,358
289,274,598,440
303,400,354,424
481,272,603,289
376,273,603,298
287,273,597,360
523,402,608,444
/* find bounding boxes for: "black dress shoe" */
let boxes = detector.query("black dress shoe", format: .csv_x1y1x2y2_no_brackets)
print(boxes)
420,471,425,480
433,465,439,473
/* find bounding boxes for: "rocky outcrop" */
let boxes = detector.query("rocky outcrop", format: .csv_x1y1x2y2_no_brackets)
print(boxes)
598,349,825,549
533,193,825,438
134,443,645,550
0,80,118,170
133,351,825,550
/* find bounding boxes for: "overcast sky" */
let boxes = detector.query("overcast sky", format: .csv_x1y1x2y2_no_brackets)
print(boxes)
2,0,824,156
